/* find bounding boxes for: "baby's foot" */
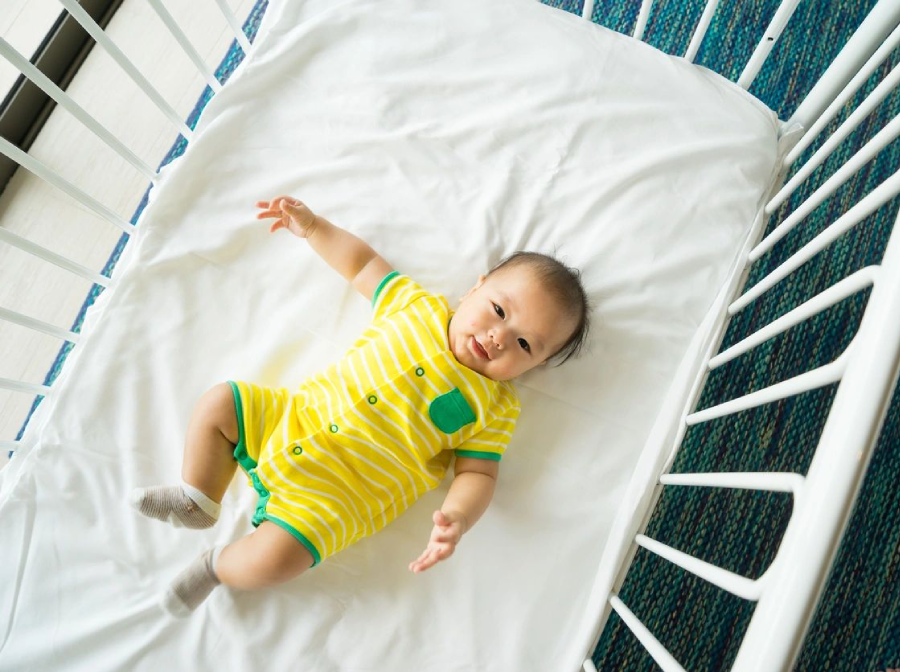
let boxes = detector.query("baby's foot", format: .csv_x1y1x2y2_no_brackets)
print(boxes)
161,548,221,617
130,484,219,529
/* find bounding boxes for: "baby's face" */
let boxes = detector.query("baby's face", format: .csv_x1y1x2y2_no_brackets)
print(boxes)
448,265,577,381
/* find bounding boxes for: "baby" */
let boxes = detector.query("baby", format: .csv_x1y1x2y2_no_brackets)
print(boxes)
132,196,590,616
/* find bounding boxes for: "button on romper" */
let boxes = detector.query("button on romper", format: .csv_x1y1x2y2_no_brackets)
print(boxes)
227,272,521,566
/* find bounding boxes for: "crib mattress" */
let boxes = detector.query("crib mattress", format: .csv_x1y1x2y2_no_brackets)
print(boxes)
0,0,779,669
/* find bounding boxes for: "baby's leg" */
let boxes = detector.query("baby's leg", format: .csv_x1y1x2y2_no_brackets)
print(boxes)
132,383,238,528
162,521,315,616
180,382,240,502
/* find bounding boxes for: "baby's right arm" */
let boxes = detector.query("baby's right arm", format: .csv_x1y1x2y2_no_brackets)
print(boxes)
256,196,394,303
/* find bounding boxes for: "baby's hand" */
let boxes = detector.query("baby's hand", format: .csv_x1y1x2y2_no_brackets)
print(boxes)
255,196,319,238
408,510,467,573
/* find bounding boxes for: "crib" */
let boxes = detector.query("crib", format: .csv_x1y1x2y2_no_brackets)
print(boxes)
1,0,899,670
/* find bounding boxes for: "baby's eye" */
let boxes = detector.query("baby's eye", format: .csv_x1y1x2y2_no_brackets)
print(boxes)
518,338,530,352
493,303,505,319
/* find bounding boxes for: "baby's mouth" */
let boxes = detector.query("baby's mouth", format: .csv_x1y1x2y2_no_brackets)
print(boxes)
470,336,490,361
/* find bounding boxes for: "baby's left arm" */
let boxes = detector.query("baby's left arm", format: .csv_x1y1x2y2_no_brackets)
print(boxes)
408,457,498,573
256,196,394,302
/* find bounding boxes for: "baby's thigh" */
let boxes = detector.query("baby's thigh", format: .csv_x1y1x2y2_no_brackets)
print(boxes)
217,522,315,589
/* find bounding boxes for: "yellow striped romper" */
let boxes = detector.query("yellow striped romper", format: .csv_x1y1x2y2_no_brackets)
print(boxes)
227,272,520,566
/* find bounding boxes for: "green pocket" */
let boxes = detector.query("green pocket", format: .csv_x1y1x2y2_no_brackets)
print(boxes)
429,388,477,434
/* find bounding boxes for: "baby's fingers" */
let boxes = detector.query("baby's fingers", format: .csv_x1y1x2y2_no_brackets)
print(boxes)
431,527,458,544
271,195,300,211
410,552,437,573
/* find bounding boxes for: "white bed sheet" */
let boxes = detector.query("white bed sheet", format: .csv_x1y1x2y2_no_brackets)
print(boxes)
0,1,779,669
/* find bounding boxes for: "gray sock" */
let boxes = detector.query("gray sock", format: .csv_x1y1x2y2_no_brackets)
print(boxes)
160,547,223,617
130,483,219,529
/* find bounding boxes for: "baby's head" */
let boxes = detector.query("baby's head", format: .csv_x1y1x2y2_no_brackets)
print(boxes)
448,252,590,381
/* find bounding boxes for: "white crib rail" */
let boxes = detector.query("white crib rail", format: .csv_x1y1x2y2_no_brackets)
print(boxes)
2,1,899,667
0,0,255,453
580,0,900,670
592,221,900,670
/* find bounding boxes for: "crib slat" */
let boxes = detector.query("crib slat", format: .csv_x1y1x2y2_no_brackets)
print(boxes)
731,197,900,672
764,76,900,219
757,112,900,260
580,0,596,22
785,22,900,168
0,136,133,235
632,0,654,42
660,472,804,495
0,307,81,343
0,377,51,396
684,0,721,63
737,0,803,89
710,267,877,369
55,0,192,140
147,0,222,94
686,351,849,425
635,535,763,600
788,0,900,134
0,37,157,182
608,596,687,672
732,168,900,314
0,229,111,288
213,0,253,54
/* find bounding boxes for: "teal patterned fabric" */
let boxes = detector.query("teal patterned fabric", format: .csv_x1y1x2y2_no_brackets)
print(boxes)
17,1,900,669
544,1,900,670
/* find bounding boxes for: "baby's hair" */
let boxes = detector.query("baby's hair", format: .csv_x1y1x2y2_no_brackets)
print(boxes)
488,251,590,365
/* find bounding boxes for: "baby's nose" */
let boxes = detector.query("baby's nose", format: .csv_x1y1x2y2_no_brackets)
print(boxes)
490,329,506,350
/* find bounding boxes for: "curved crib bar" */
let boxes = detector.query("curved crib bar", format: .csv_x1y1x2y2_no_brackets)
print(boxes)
0,1,897,669
732,202,900,671
0,0,256,454
581,2,900,669
585,209,900,669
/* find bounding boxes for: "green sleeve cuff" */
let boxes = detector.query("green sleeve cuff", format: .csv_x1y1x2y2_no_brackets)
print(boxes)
371,271,400,308
454,450,502,462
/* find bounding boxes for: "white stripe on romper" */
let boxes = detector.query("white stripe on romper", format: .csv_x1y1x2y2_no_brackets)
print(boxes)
264,456,349,547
